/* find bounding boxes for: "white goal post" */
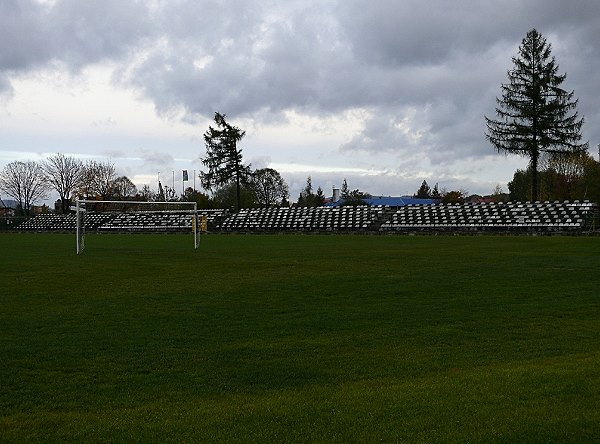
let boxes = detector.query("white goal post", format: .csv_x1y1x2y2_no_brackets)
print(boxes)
75,199,200,254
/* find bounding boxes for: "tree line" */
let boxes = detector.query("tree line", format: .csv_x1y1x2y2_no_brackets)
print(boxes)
0,156,139,216
0,155,291,216
507,150,600,202
412,180,471,204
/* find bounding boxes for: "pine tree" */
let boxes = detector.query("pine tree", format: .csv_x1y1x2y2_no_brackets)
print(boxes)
340,179,349,199
201,112,251,211
485,29,588,201
415,180,432,198
297,176,313,206
431,183,441,199
297,176,325,207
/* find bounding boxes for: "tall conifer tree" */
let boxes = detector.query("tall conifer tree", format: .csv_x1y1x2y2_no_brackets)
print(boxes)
485,29,587,201
201,112,251,211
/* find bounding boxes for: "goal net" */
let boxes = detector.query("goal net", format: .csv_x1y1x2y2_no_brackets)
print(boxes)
75,199,200,254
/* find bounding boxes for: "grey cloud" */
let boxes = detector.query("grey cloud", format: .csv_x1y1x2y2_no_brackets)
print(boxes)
0,0,151,89
341,109,428,155
102,149,127,159
0,74,13,97
337,0,540,70
139,149,174,169
90,117,116,128
0,0,49,71
116,0,351,118
248,156,271,170
338,0,600,68
47,0,152,68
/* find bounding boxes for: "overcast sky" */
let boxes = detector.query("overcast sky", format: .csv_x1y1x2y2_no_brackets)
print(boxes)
1,0,599,203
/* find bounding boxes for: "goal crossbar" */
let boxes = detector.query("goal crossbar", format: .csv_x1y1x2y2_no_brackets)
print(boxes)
75,199,200,254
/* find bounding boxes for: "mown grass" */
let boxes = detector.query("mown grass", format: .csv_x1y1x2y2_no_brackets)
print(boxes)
1,233,599,442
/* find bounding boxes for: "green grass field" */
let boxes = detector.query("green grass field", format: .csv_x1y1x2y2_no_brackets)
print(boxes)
1,233,600,442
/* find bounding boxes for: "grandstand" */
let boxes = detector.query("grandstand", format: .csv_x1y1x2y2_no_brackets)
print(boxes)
220,206,388,232
380,200,598,233
17,209,228,232
15,200,599,234
15,213,78,231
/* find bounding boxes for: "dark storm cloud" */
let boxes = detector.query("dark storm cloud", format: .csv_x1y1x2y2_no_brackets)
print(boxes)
47,0,152,67
114,0,353,118
2,0,599,165
0,0,150,86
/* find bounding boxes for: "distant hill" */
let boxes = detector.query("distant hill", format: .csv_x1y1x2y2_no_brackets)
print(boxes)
0,199,19,209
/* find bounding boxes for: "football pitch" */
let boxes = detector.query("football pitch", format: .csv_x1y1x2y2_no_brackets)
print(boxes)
1,233,599,442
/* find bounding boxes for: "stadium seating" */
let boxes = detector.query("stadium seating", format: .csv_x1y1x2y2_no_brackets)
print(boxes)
15,201,599,234
17,209,229,232
379,201,597,232
16,214,77,231
219,206,388,232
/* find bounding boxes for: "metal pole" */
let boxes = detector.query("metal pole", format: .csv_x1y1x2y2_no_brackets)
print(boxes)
76,199,81,254
194,202,199,249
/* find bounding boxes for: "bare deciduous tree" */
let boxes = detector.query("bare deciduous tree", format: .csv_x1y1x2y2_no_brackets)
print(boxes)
78,160,117,200
111,176,138,200
43,153,84,213
0,161,49,216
